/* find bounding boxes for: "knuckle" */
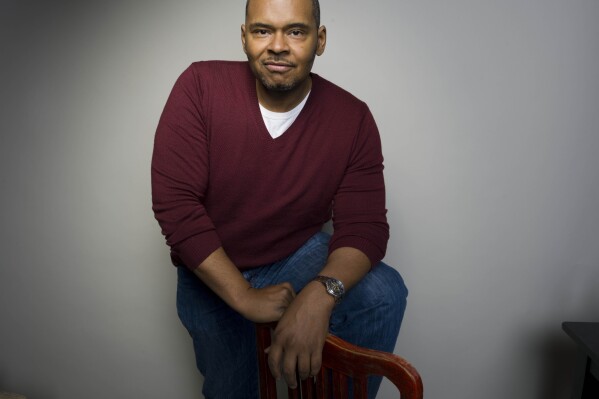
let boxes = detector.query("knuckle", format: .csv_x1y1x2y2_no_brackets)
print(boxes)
267,357,277,373
298,367,309,379
267,348,280,365
311,362,322,375
311,354,322,374
283,364,295,376
283,363,297,384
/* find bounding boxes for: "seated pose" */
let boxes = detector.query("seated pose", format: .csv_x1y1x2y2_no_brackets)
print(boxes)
151,0,408,398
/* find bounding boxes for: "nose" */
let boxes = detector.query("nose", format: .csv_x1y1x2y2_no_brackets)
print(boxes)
268,31,289,54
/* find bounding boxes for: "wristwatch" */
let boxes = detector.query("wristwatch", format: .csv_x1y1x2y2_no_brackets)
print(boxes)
313,275,345,304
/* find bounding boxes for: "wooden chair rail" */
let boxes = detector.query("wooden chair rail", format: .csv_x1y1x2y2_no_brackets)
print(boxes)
256,323,423,399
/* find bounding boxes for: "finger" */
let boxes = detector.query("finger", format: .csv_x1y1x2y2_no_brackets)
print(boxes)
277,285,295,309
267,344,283,380
297,353,311,380
310,350,322,377
281,282,296,298
282,351,298,389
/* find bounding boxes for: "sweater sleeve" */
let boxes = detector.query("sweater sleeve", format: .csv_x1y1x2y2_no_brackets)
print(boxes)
329,108,389,266
151,64,222,270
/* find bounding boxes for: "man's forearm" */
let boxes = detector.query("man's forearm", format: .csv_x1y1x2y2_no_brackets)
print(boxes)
192,247,251,311
294,246,371,311
315,246,371,291
192,247,295,323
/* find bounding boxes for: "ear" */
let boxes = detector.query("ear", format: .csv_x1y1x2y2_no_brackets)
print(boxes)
241,24,247,54
316,25,327,56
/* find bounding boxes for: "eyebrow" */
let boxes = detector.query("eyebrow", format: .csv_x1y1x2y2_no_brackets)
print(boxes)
248,22,312,31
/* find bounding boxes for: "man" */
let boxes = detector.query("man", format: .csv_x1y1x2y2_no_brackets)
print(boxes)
151,0,408,397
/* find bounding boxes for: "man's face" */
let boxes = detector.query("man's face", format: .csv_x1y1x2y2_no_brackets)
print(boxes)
242,0,326,94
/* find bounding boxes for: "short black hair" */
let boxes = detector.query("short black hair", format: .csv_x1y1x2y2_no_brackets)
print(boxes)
245,0,321,28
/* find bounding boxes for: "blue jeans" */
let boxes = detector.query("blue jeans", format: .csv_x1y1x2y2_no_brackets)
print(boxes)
176,232,408,399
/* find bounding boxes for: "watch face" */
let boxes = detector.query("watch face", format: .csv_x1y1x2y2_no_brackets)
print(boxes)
326,280,344,297
315,276,344,303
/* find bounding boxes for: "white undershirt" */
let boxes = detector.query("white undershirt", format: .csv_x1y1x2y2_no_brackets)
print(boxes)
259,92,310,139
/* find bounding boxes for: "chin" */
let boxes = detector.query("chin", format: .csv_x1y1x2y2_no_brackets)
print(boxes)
263,81,297,92
259,75,299,92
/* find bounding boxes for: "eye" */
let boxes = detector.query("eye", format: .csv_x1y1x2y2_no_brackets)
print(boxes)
253,29,270,37
289,29,305,37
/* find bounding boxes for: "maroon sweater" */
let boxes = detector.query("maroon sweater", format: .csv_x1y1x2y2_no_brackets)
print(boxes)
152,61,389,270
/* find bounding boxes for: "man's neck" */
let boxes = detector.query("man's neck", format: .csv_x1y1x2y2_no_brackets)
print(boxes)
256,77,312,113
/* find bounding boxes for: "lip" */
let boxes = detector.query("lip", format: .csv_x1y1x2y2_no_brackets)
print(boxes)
264,62,293,73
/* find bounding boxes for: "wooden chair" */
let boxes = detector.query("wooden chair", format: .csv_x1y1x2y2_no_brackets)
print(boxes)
256,323,423,399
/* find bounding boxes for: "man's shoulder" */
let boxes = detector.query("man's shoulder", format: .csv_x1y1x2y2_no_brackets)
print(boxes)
187,60,249,77
311,74,368,111
176,61,252,97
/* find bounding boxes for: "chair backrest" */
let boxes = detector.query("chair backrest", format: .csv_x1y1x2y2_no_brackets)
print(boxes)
255,323,423,399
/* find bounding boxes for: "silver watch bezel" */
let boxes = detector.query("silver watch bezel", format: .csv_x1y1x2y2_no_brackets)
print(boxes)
314,275,345,303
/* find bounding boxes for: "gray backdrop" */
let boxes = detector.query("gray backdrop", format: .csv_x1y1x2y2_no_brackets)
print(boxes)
1,1,598,398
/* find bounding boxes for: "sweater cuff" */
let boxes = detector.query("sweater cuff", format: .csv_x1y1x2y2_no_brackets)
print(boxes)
328,235,385,267
176,231,222,271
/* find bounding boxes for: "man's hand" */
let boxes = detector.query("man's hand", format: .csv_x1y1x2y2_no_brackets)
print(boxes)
266,281,335,389
237,283,296,323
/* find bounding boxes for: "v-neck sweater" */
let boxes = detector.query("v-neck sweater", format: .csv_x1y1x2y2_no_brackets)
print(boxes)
152,61,389,270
